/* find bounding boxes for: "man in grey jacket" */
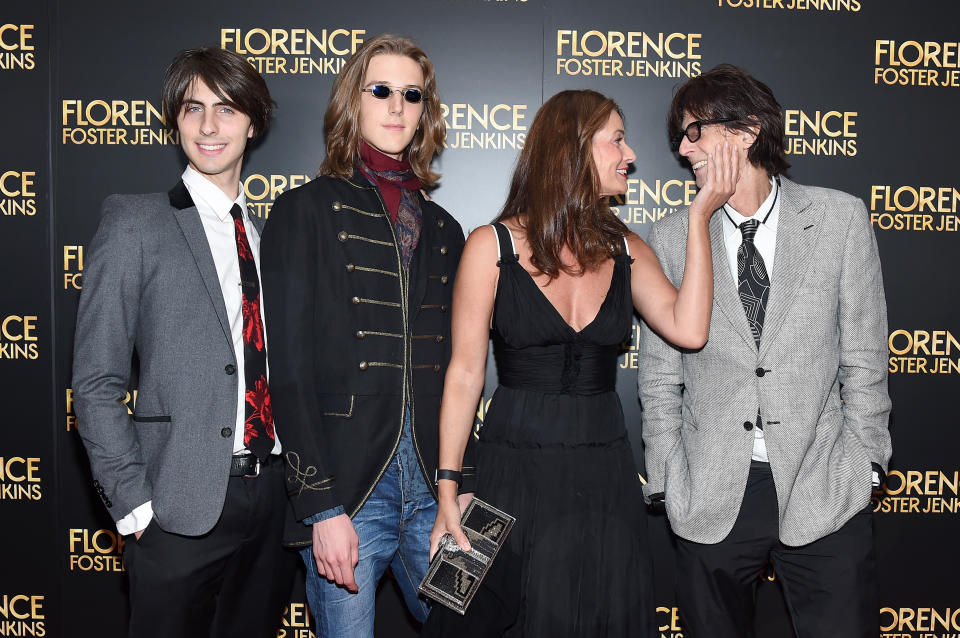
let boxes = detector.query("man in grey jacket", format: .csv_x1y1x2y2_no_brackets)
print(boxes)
639,64,891,638
72,47,294,637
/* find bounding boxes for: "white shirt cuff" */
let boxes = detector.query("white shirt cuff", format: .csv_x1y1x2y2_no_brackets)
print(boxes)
872,471,880,488
116,501,153,536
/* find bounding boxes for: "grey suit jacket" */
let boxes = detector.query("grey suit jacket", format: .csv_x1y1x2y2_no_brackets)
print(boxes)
638,177,892,546
72,181,262,536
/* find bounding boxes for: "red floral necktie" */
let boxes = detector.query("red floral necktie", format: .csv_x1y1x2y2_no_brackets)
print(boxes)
229,204,274,461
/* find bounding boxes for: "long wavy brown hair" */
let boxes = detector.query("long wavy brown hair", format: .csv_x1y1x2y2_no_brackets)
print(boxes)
318,34,445,188
495,90,629,278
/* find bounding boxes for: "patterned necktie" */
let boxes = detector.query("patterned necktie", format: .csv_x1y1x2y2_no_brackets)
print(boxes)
229,204,274,461
737,218,769,348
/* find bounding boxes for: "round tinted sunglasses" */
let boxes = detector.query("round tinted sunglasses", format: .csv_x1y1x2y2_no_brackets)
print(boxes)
361,84,425,104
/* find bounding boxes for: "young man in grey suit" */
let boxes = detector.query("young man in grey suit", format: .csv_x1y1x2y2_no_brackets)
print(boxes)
639,64,891,638
72,47,295,637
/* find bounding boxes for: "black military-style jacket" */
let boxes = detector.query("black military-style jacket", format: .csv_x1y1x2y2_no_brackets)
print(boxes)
261,170,471,545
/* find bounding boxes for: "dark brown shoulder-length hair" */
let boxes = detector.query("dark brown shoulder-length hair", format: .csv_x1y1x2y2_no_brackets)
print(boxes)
667,63,789,176
494,89,629,279
162,47,274,137
318,34,445,188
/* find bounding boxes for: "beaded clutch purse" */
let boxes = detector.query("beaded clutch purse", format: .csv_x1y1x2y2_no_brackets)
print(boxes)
418,498,515,614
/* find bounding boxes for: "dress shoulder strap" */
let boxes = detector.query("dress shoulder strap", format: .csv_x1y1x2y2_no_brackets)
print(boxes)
491,222,518,265
622,234,631,256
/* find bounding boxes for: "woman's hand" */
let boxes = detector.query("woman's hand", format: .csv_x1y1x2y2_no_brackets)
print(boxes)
689,142,739,221
429,494,472,561
457,492,475,514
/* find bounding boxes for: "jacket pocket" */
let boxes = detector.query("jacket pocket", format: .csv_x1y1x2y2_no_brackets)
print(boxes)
133,414,171,423
318,394,354,418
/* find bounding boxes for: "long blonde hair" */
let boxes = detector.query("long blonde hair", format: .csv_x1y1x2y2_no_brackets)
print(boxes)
318,34,445,188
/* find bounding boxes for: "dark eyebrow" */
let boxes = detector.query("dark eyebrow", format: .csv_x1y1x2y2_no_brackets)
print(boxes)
182,98,241,110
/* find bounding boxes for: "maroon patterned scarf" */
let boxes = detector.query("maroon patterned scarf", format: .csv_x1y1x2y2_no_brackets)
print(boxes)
359,141,423,269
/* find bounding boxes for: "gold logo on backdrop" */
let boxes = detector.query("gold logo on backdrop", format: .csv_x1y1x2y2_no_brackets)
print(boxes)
66,388,136,432
555,30,702,78
870,186,960,232
656,606,685,637
0,170,37,216
441,104,528,151
620,323,643,370
474,396,493,439
278,602,313,638
874,40,960,87
63,245,83,290
243,174,311,220
888,330,960,375
783,109,857,157
880,607,960,636
0,594,45,636
0,315,39,360
221,28,364,75
65,388,75,431
874,470,960,515
715,0,860,11
0,24,36,71
61,99,176,146
67,529,126,572
611,178,697,228
0,457,42,501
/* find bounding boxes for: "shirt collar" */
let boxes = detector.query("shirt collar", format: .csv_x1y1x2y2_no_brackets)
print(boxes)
181,165,246,222
722,176,779,240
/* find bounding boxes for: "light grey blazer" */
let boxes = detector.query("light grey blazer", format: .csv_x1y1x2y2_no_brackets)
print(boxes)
72,182,262,536
638,177,892,546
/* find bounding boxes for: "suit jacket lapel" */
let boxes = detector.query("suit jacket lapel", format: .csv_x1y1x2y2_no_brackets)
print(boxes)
709,211,757,350
759,177,823,359
168,181,234,347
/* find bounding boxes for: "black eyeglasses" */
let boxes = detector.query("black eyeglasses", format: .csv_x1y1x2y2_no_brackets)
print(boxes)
672,117,738,150
361,84,425,104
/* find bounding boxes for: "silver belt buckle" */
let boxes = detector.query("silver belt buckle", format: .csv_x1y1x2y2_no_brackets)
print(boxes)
244,457,260,478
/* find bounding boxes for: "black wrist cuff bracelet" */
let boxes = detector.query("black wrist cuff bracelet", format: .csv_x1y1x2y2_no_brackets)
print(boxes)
435,469,462,485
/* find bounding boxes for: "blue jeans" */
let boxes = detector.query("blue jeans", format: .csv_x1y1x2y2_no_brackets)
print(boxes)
300,442,436,637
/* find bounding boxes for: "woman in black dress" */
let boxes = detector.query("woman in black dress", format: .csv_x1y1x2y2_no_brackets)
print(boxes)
422,90,738,637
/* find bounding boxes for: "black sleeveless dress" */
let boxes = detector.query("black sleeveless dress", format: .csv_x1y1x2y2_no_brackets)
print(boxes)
421,224,655,637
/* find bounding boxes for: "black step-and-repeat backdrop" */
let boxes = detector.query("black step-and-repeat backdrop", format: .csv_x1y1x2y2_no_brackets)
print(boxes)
1,1,957,636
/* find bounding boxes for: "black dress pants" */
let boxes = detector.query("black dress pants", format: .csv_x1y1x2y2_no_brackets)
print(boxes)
676,461,877,638
123,457,298,638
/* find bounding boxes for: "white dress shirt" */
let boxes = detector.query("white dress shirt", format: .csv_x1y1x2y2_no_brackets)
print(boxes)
116,166,280,535
721,177,779,463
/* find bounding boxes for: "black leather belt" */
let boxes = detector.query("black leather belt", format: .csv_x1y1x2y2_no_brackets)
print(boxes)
230,453,271,478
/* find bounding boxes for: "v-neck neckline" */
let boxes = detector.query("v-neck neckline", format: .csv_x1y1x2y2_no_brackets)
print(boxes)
510,257,621,335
